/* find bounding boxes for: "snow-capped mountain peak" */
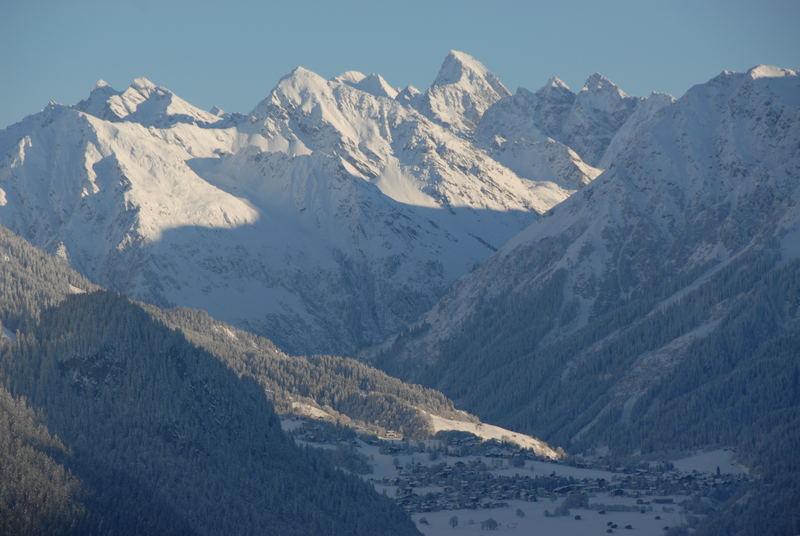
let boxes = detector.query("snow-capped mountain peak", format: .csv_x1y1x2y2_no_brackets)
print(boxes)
747,64,797,79
77,80,119,118
261,66,329,108
277,65,326,89
543,77,571,91
395,85,422,106
416,50,511,135
250,62,559,212
581,72,625,93
532,77,577,134
75,77,220,126
130,76,157,92
560,72,640,164
333,70,367,84
432,50,509,95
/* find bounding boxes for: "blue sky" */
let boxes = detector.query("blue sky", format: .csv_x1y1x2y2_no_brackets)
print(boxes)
1,0,798,128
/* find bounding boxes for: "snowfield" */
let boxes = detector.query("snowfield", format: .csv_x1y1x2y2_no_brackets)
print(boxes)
671,449,747,476
411,499,687,536
426,412,562,460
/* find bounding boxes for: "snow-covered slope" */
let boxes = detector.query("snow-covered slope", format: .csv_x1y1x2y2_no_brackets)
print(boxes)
526,77,576,139
559,73,641,165
396,85,422,107
333,71,399,99
425,413,562,458
598,91,675,168
376,65,800,448
473,73,648,192
0,101,256,273
476,80,573,145
249,65,551,213
477,73,641,171
475,83,602,191
0,52,591,355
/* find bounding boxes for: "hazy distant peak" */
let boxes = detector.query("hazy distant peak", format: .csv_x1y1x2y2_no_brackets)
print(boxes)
546,77,571,91
535,77,575,99
92,79,111,91
582,72,625,94
647,91,676,104
85,79,118,100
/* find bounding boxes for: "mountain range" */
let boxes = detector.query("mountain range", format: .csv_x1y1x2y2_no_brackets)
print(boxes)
1,50,799,535
0,51,641,355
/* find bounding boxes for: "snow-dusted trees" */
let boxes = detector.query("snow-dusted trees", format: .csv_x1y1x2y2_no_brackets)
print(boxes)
152,305,459,439
0,386,85,535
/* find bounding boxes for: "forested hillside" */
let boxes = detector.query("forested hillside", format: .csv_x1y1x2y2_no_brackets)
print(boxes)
0,225,420,535
0,226,98,331
0,384,85,536
151,305,470,438
0,221,480,442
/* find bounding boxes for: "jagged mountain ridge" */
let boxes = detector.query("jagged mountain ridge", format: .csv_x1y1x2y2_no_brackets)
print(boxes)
75,77,222,126
0,51,624,355
474,71,650,179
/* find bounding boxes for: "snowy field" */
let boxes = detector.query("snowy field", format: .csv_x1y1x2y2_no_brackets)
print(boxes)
671,449,746,475
410,499,686,536
426,413,561,459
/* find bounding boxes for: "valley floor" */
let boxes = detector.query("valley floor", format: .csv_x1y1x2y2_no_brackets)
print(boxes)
283,419,748,536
